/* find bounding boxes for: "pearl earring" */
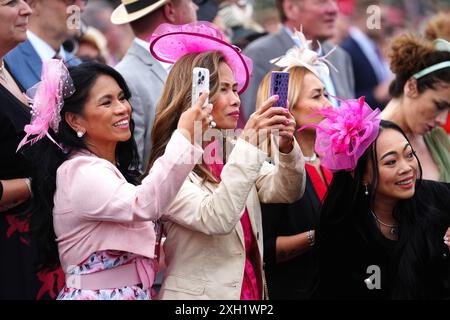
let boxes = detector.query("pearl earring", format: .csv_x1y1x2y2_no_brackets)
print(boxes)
364,184,369,196
77,131,85,138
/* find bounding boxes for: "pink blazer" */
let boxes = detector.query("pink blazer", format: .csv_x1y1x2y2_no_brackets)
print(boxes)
53,130,203,272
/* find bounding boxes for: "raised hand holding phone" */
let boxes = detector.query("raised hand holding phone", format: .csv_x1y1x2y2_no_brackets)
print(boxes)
269,71,289,108
192,67,210,108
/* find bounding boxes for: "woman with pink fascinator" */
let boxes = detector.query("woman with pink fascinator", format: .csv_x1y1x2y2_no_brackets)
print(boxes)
313,98,450,299
147,21,306,300
18,59,213,300
256,29,334,300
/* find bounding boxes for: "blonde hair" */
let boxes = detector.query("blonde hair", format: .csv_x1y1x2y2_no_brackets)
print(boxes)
147,51,226,184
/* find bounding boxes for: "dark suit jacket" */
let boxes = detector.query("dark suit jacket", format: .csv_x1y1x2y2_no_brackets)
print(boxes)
240,28,355,122
5,40,81,91
261,172,322,299
341,36,385,109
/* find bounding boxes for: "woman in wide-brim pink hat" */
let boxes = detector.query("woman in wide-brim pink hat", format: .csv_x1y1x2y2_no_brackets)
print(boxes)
146,21,306,300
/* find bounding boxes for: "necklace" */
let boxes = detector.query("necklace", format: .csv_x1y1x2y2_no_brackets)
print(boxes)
304,153,317,163
370,210,398,235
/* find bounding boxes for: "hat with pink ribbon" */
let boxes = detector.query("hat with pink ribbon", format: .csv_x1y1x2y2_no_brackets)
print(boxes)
149,21,253,94
299,96,381,172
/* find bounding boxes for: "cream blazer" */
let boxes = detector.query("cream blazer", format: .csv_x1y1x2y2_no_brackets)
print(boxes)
159,138,305,300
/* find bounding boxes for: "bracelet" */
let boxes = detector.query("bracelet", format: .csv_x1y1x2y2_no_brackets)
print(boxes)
24,178,33,199
307,230,315,247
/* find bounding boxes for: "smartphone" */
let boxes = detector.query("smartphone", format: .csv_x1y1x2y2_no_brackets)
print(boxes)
269,71,290,108
192,67,210,108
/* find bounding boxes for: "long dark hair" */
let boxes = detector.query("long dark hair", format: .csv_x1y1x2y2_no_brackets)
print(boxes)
25,62,140,269
319,120,450,298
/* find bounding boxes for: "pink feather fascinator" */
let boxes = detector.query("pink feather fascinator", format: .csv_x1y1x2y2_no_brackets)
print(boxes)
149,21,253,94
17,59,75,151
299,96,381,172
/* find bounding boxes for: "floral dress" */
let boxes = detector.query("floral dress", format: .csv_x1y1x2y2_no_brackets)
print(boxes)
57,250,154,300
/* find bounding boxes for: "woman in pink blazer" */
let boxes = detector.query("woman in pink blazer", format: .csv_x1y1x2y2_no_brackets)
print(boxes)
20,60,212,299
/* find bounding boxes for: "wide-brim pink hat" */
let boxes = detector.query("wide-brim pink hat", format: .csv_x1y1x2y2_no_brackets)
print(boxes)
149,21,253,94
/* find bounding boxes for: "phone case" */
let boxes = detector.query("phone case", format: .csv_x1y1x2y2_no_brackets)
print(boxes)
192,67,210,108
270,71,290,108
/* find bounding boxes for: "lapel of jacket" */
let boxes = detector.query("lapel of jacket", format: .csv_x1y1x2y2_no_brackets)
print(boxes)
276,28,296,52
20,40,42,82
128,41,168,83
237,189,260,250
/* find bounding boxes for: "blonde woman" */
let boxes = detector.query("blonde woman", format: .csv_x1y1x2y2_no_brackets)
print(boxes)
256,30,334,299
147,22,305,300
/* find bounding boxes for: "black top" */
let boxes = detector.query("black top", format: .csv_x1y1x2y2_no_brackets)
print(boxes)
0,74,31,180
0,64,63,299
261,172,321,299
317,180,450,299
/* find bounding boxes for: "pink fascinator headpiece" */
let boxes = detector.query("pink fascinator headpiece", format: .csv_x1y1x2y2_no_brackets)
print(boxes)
303,96,381,172
149,21,253,94
270,29,337,79
17,59,75,151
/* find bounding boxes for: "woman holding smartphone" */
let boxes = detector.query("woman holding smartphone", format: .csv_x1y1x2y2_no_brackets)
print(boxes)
147,21,306,300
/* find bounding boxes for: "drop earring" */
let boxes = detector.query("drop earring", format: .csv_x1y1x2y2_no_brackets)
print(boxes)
77,131,85,138
364,184,369,196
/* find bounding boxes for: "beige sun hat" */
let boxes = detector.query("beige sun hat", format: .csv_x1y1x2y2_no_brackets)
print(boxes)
111,0,170,25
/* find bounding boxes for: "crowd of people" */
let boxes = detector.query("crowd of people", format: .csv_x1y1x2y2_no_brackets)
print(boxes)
0,0,449,300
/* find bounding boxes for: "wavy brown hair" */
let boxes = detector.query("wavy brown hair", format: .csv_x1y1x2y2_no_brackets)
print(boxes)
146,51,226,184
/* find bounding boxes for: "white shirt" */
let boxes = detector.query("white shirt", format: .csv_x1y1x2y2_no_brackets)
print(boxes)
134,37,172,73
27,31,67,62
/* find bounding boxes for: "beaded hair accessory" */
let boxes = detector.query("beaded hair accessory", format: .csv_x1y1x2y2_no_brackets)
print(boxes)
17,59,75,151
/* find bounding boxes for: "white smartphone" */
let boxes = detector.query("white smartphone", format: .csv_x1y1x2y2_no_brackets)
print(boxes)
192,67,210,108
